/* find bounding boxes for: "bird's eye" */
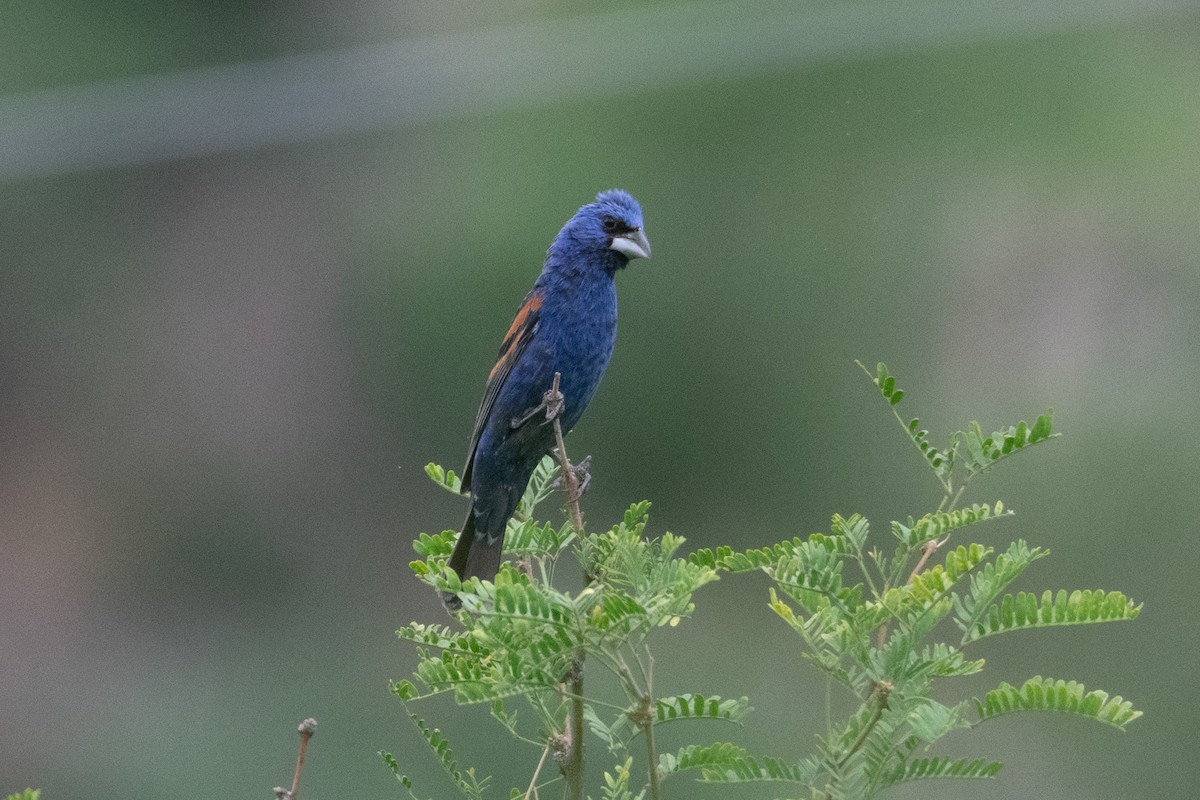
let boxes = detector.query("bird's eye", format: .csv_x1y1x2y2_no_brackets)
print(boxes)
601,215,619,233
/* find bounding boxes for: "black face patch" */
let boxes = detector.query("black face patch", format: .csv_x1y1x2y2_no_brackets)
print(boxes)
601,214,635,236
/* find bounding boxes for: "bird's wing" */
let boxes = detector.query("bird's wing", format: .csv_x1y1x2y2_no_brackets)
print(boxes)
461,290,543,493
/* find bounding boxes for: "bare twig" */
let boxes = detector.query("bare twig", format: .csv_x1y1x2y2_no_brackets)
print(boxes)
524,743,552,800
908,535,950,581
536,372,586,800
876,534,952,648
273,718,317,800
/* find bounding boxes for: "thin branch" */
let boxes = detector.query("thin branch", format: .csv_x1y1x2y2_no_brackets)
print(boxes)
642,705,662,800
836,684,890,769
524,743,552,800
553,689,626,713
535,371,587,800
631,645,651,692
908,535,950,581
544,372,585,535
273,718,316,800
560,655,586,800
643,651,661,800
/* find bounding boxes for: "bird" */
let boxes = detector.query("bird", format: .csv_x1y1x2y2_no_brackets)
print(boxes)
443,190,651,609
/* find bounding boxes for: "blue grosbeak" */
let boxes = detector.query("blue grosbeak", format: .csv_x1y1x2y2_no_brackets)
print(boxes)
444,190,651,609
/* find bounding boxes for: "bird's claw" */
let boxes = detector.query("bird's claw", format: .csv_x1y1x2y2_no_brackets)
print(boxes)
542,387,565,423
571,455,592,496
510,405,538,429
552,455,591,495
509,387,567,429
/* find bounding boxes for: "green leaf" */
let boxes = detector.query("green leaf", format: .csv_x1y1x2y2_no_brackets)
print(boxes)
513,455,559,520
660,743,814,784
489,699,520,736
1030,409,1054,441
943,543,992,583
488,582,575,627
380,750,426,800
502,518,574,559
4,791,41,800
972,676,1142,730
598,757,644,800
425,462,463,494
767,540,847,599
396,622,483,653
654,694,752,726
391,679,418,701
660,742,747,778
891,502,1010,548
830,513,871,552
400,715,490,799
952,539,1048,643
907,700,967,743
964,589,1142,643
881,756,1002,787
412,530,457,558
902,643,986,679
584,704,623,752
690,530,852,575
956,410,1058,476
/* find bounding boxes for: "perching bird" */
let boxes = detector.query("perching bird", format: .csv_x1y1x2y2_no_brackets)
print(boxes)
444,190,650,609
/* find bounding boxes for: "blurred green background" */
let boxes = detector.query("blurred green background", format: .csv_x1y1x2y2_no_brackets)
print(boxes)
2,1,1198,797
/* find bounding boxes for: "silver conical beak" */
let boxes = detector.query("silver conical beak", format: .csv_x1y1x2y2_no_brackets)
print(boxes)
610,228,651,260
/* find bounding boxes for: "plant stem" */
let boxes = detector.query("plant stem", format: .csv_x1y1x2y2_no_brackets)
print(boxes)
908,537,944,581
274,718,316,800
539,373,588,800
643,653,661,800
525,743,551,800
641,709,662,800
837,684,890,769
562,656,586,800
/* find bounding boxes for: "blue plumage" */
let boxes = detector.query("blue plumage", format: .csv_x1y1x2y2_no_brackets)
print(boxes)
444,190,650,609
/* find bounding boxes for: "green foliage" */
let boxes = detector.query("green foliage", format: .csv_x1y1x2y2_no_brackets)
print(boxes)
381,715,490,800
857,360,1058,495
963,588,1141,643
879,756,1002,787
425,462,463,495
399,456,727,799
658,742,816,784
890,502,1010,548
393,363,1140,800
654,694,752,725
4,791,40,800
972,676,1142,730
597,757,646,800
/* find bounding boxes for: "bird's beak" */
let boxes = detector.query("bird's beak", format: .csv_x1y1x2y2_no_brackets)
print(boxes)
609,228,652,261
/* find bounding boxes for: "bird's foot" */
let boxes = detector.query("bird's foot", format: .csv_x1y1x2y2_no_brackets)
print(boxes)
509,386,566,429
552,455,591,495
542,386,565,423
570,455,592,496
510,402,542,429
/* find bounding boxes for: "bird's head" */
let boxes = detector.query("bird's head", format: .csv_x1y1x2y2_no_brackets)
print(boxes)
554,189,651,271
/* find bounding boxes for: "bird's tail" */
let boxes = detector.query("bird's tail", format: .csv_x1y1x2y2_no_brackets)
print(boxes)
442,506,504,611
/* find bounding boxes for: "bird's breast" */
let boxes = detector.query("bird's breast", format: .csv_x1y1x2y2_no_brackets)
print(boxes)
542,281,617,427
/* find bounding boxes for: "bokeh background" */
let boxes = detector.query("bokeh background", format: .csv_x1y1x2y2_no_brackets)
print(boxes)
3,1,1198,797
